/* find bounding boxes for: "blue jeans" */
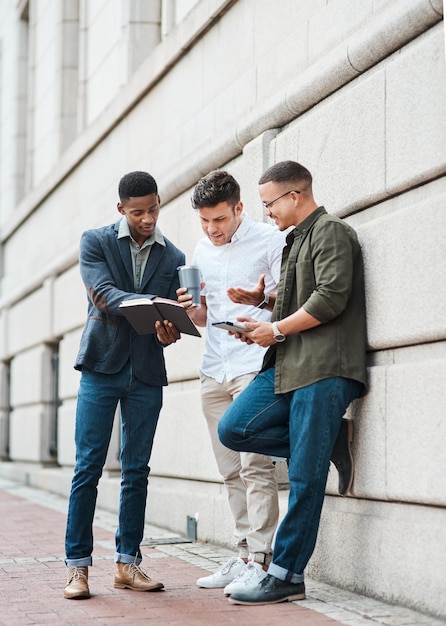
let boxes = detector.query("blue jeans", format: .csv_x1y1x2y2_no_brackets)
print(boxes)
218,368,362,583
65,363,162,567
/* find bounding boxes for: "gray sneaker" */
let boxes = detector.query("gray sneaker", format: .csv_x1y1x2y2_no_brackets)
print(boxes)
224,561,267,595
228,573,306,605
196,557,246,588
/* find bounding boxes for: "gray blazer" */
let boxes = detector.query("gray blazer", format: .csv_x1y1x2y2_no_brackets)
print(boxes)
74,220,185,386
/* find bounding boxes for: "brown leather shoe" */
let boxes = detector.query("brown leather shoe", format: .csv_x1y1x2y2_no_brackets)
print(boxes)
64,566,91,599
114,562,164,592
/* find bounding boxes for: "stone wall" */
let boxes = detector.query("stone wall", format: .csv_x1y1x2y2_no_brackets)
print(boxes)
0,0,444,618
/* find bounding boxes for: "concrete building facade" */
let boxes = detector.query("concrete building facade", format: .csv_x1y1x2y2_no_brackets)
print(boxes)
0,0,445,620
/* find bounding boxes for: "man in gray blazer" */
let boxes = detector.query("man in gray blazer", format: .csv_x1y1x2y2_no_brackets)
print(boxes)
64,171,184,599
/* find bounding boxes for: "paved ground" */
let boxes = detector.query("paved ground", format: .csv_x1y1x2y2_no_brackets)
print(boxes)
0,477,443,626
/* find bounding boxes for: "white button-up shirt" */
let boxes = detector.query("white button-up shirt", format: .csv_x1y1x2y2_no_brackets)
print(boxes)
193,213,287,383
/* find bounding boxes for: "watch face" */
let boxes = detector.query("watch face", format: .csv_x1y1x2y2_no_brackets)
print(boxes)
272,321,286,342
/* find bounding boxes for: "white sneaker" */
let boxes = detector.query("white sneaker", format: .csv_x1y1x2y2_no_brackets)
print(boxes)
223,561,268,595
196,557,246,588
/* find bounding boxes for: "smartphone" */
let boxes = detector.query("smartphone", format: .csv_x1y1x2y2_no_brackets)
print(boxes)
212,321,252,333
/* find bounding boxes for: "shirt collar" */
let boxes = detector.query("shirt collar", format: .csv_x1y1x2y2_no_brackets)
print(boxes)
287,206,327,244
230,212,252,243
118,216,166,246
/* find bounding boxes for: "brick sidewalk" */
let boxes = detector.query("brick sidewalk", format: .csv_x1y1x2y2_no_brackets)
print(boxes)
1,480,443,626
0,484,337,626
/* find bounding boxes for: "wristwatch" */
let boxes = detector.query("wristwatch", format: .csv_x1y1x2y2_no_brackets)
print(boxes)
257,292,270,309
272,321,286,342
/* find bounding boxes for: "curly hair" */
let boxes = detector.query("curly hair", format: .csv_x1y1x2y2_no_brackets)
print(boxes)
191,170,240,209
118,171,158,202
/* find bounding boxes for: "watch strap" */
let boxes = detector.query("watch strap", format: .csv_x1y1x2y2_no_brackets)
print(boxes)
257,292,270,309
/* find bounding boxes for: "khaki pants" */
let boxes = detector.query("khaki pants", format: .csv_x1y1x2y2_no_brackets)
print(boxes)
200,371,279,564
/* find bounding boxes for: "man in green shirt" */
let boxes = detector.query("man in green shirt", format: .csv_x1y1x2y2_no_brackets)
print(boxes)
218,160,367,606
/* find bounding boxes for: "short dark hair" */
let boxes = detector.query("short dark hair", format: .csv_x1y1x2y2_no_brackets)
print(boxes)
258,160,312,190
191,170,240,210
118,171,158,202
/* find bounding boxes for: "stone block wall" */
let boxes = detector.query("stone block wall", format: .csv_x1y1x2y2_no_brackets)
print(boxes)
0,0,444,618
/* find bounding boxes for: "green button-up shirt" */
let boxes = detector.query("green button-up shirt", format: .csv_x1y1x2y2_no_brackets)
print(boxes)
263,207,367,394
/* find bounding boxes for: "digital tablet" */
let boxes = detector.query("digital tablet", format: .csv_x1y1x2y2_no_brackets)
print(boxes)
212,321,253,333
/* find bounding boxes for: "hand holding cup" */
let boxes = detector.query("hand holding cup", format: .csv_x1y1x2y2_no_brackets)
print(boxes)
177,266,201,308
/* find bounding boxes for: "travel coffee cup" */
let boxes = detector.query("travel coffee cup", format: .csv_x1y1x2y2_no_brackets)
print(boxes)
177,265,201,307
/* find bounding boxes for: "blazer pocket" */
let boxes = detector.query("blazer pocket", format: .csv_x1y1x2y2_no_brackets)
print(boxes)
83,316,120,363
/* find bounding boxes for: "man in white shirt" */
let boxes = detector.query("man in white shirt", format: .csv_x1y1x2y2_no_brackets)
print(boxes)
179,170,287,595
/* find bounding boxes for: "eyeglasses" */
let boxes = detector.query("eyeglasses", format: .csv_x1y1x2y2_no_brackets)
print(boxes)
261,190,300,209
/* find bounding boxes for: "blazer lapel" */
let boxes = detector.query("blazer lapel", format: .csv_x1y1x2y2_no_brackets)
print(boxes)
117,234,135,286
139,242,165,291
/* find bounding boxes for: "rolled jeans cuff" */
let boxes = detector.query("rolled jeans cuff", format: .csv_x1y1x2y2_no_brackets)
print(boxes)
268,562,304,584
115,552,142,565
65,556,92,568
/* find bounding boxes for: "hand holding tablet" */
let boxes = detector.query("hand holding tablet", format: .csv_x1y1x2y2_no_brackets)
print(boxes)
212,321,253,333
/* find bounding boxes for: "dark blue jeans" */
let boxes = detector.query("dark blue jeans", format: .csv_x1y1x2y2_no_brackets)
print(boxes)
218,368,362,583
65,363,162,567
